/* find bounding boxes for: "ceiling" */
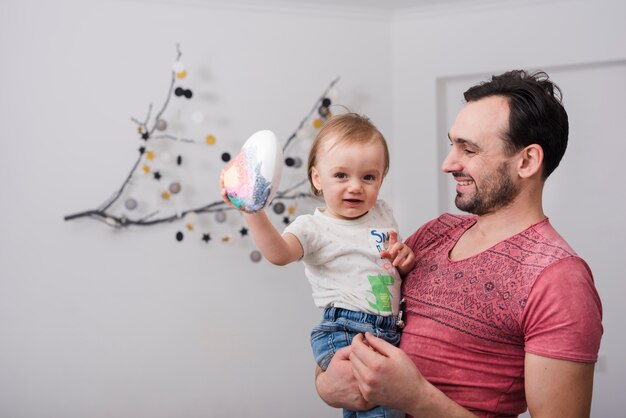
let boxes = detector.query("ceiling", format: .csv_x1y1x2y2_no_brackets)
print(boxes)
245,0,452,9
192,0,486,12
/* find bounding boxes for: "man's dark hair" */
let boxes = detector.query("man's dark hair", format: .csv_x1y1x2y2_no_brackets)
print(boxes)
464,70,569,179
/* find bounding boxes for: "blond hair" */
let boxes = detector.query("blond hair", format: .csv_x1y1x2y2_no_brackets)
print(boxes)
307,113,390,196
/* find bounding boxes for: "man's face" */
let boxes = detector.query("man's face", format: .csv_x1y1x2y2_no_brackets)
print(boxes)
442,95,520,216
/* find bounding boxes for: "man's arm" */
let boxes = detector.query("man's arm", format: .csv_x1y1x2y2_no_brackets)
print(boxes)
315,346,374,411
348,333,478,418
525,353,595,418
316,332,478,417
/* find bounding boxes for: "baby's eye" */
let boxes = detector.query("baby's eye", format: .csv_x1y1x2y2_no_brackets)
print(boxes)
363,174,376,181
334,172,347,179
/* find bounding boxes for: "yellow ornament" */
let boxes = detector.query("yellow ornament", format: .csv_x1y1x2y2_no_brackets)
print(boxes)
146,151,155,160
161,192,171,200
288,206,296,215
143,165,151,174
205,134,216,145
186,223,194,231
176,70,187,79
313,118,323,129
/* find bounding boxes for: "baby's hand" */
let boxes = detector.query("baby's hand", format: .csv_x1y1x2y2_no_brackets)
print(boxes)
380,231,416,276
219,169,237,209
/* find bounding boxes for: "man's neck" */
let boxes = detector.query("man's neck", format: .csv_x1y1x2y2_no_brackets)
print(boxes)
450,194,545,261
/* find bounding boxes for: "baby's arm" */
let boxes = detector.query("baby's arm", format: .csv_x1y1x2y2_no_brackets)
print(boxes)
380,231,416,277
242,211,303,266
220,170,302,266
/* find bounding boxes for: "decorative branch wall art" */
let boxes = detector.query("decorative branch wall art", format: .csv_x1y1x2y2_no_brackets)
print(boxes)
64,45,340,258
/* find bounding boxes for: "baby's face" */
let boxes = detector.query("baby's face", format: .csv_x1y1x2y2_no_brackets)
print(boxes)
311,138,386,220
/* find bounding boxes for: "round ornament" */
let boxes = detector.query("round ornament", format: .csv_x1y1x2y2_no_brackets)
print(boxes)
215,211,226,223
273,202,285,214
156,119,168,131
250,250,262,263
169,182,181,194
125,198,138,210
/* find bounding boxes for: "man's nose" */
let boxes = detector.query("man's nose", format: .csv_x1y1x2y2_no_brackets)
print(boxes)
441,148,462,173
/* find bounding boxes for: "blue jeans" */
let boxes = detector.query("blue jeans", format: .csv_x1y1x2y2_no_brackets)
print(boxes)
311,307,404,418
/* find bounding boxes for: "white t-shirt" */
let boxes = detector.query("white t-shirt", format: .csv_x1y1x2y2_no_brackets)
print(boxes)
284,200,402,316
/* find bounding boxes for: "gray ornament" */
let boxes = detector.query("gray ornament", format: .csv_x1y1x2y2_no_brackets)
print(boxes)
215,211,227,223
250,250,262,263
125,198,138,210
169,182,181,194
155,119,167,131
273,202,285,214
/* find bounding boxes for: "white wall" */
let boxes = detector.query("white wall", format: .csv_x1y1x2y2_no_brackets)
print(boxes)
0,1,392,417
390,0,626,416
1,0,624,417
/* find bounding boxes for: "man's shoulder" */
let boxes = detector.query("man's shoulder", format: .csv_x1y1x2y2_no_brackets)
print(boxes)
424,213,476,233
406,213,475,250
513,218,579,260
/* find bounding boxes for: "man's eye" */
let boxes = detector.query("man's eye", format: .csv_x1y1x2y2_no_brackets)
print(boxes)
463,148,476,155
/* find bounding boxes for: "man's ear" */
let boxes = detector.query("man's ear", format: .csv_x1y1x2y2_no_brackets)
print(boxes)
311,167,322,194
517,144,544,179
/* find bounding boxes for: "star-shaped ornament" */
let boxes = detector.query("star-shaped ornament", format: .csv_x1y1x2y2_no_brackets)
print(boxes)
153,171,162,180
239,227,249,237
202,233,211,243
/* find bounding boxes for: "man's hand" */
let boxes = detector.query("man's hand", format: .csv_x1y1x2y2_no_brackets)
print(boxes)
350,332,479,418
315,346,374,411
349,332,421,412
380,231,416,276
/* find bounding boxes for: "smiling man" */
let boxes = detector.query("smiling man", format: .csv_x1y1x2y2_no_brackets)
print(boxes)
316,70,603,418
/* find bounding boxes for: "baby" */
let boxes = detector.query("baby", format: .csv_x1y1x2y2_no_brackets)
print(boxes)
221,113,414,418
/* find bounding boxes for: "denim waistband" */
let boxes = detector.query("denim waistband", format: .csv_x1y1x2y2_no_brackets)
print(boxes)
323,307,398,331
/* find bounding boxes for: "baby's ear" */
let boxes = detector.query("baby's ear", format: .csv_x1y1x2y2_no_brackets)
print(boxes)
311,167,322,193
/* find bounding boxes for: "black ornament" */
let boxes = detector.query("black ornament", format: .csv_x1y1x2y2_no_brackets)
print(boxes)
322,97,331,107
139,146,146,154
141,132,150,140
175,231,184,242
202,233,211,243
283,216,290,225
177,155,183,165
221,152,231,162
184,89,193,99
153,171,162,180
175,87,184,97
285,157,295,167
239,227,249,237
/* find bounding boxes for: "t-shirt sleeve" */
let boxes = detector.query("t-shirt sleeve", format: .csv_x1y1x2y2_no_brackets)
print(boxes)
522,256,603,363
404,218,436,252
378,200,402,241
283,215,312,256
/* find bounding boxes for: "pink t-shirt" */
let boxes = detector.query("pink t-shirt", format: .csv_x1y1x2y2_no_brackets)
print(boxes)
401,214,603,418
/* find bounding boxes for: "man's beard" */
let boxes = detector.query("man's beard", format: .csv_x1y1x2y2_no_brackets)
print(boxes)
455,161,519,216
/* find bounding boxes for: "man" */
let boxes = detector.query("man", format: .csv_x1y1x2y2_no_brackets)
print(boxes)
315,70,603,417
